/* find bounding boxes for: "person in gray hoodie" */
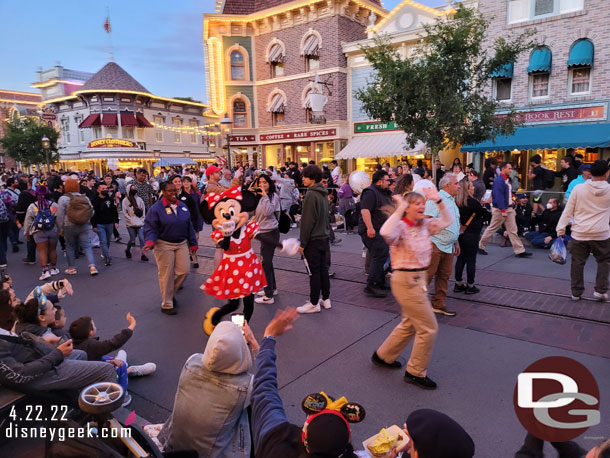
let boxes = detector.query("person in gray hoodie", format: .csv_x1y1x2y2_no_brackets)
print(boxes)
296,166,331,314
156,321,258,458
557,159,610,302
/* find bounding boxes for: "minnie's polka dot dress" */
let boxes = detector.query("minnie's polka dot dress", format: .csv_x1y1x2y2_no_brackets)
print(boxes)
202,221,267,300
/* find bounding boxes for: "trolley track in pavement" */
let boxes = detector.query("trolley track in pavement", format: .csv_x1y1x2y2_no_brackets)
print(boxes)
190,244,610,327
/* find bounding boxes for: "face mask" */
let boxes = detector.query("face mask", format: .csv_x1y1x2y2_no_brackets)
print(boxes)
546,203,553,209
129,189,137,196
101,190,110,197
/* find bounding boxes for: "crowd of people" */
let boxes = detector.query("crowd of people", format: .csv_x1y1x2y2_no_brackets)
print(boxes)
0,154,608,457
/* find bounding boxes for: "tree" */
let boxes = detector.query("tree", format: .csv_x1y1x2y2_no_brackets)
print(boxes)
356,4,536,170
0,117,59,168
173,96,203,104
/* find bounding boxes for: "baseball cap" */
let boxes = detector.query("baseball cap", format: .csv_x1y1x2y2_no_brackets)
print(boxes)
407,409,475,458
578,164,591,174
205,165,222,178
517,193,528,199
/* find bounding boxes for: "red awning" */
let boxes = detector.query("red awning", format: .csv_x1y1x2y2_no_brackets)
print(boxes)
78,114,101,128
101,113,118,127
136,113,153,128
120,112,138,127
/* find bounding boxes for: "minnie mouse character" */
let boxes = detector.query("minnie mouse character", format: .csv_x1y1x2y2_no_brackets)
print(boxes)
200,187,298,335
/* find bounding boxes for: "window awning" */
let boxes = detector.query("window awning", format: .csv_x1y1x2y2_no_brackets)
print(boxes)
78,114,101,128
336,133,426,159
527,48,552,73
153,157,198,167
490,62,514,78
120,112,138,127
568,40,594,67
267,44,284,63
461,123,610,152
101,113,118,127
301,34,320,56
267,93,285,113
136,113,153,128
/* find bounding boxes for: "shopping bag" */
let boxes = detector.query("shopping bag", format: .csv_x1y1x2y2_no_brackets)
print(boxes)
549,237,567,265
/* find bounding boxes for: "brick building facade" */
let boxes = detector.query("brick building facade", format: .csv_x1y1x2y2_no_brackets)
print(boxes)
204,0,387,167
463,0,610,187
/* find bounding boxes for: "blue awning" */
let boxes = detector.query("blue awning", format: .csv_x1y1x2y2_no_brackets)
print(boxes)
461,123,610,152
153,157,198,167
568,40,594,67
490,62,514,78
527,48,552,73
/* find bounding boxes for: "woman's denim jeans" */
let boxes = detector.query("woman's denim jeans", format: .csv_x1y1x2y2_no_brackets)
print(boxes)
63,224,96,268
127,226,144,247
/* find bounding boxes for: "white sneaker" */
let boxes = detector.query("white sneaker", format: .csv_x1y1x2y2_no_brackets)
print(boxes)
297,301,321,314
571,295,581,301
290,223,297,228
255,296,275,304
257,289,278,297
116,350,127,364
121,392,132,407
319,298,332,310
39,270,51,281
50,267,60,276
593,291,609,302
128,362,157,377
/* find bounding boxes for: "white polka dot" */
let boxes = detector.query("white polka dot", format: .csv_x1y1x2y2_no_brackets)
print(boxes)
255,281,260,286
206,278,212,284
213,286,219,291
246,253,251,258
234,288,240,293
214,276,220,281
244,283,249,289
246,272,253,278
230,257,235,262
253,268,258,274
239,278,244,284
225,289,230,295
233,269,239,275
227,278,233,284
225,265,229,270
238,260,243,267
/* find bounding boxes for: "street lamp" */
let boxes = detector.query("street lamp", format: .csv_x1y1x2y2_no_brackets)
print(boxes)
41,136,50,172
220,113,232,170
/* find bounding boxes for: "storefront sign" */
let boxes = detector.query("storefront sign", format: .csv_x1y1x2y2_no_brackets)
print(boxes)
260,129,336,142
87,138,137,149
228,135,256,142
41,113,56,121
354,121,400,133
498,105,606,124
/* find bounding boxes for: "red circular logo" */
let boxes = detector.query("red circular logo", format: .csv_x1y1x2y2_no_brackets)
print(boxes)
513,356,600,441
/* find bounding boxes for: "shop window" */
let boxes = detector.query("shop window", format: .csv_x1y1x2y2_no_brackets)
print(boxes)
508,0,583,23
230,51,245,80
301,31,321,72
153,115,164,142
267,42,285,78
61,119,70,144
530,73,550,99
233,99,248,127
92,127,102,139
271,62,284,78
190,120,198,144
494,78,512,101
569,67,591,94
306,56,320,72
272,112,285,126
78,129,85,143
173,118,182,143
123,126,135,139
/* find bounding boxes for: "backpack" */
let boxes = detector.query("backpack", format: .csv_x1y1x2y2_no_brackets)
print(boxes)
0,199,8,223
33,204,56,231
543,168,556,189
66,193,93,225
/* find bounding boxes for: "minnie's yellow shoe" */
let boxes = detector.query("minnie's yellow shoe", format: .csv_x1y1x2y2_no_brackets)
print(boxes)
203,307,220,336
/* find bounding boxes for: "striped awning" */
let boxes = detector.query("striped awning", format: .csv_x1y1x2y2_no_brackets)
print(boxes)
336,133,426,159
120,111,138,127
101,113,118,127
79,114,101,128
267,93,285,113
136,113,153,128
267,43,284,63
300,34,319,56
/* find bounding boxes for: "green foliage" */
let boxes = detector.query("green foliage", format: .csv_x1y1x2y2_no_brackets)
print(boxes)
173,96,203,104
356,4,537,156
0,117,59,167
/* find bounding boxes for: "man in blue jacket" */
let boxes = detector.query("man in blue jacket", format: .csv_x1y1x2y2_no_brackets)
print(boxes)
478,162,532,258
144,181,198,315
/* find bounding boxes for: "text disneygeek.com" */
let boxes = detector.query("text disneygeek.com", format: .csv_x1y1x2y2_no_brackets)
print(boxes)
2,422,132,442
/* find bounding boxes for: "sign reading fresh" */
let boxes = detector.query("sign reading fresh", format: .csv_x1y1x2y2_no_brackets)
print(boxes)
88,139,137,148
354,121,400,133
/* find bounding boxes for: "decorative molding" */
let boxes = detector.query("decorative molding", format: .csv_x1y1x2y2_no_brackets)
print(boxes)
256,67,347,86
267,88,288,109
228,92,252,128
225,43,251,82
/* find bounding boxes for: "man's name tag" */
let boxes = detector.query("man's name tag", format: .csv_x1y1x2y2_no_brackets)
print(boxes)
166,208,173,215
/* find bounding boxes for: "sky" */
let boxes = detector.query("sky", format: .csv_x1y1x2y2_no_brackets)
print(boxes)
0,0,447,103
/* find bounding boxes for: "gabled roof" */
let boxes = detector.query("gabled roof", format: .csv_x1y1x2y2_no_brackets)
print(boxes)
78,62,149,93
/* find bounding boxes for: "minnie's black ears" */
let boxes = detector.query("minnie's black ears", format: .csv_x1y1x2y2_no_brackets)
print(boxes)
301,393,366,423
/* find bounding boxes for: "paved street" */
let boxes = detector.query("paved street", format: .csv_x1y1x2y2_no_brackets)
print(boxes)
4,224,609,457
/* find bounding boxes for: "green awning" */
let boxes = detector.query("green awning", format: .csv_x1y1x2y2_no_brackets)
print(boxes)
527,48,552,73
567,40,594,67
461,123,610,152
490,62,514,79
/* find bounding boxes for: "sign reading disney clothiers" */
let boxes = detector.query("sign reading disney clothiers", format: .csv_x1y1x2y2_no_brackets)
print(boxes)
87,139,137,148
